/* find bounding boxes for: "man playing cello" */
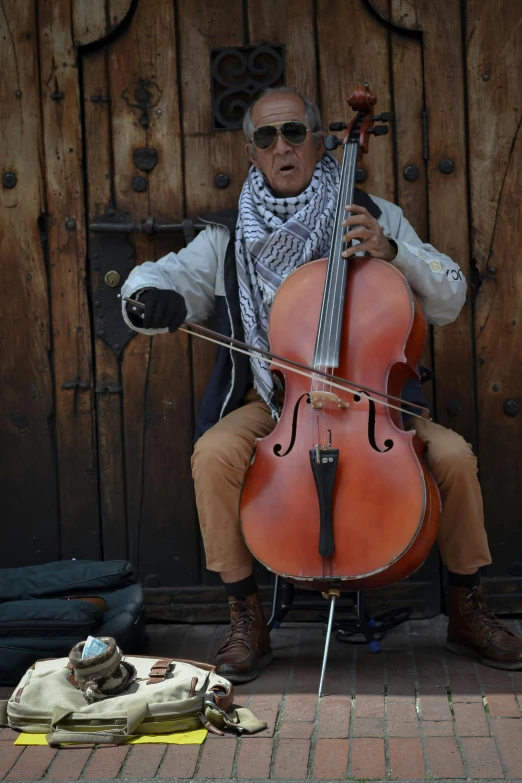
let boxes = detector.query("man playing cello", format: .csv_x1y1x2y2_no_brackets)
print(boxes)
122,87,522,682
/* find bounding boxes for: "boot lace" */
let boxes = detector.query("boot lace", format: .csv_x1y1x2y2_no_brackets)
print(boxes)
465,587,514,639
216,600,256,655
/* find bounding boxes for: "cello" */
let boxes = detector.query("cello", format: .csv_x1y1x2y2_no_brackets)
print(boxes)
238,85,441,685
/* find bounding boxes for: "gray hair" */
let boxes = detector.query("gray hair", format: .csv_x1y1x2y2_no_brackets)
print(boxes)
242,87,324,157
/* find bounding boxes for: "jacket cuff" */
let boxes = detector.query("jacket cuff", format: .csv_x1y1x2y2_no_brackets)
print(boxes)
121,288,168,336
387,239,413,275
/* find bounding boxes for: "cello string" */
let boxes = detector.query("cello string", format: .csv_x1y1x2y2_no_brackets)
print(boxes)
317,143,353,370
332,144,357,363
311,139,350,443
327,144,357,446
314,142,346,368
316,141,357,447
322,142,356,369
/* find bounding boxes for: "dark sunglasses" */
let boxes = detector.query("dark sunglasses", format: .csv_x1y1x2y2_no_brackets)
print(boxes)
251,120,310,151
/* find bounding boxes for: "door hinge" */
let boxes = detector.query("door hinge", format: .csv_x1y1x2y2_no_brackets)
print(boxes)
62,378,90,391
422,109,429,161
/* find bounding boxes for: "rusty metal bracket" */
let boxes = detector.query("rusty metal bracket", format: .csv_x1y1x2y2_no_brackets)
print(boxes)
89,216,207,235
88,207,206,358
89,206,137,358
62,379,90,391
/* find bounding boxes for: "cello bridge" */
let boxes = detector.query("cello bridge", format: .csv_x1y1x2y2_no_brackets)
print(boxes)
310,391,350,410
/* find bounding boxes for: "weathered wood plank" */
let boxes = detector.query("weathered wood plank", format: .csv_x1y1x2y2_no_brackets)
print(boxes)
108,0,198,585
390,1,433,408
107,14,160,573
474,141,522,576
248,0,317,100
178,0,245,426
82,48,128,560
178,0,245,585
38,0,100,559
371,0,425,30
73,0,133,46
369,0,391,19
0,0,60,566
178,0,244,213
390,3,425,238
412,0,475,443
466,2,522,276
317,0,394,202
467,0,522,579
387,1,437,593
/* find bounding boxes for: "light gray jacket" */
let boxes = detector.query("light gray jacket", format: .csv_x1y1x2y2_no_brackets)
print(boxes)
121,195,467,334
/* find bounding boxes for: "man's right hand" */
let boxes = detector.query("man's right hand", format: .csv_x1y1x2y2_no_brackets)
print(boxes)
129,288,188,332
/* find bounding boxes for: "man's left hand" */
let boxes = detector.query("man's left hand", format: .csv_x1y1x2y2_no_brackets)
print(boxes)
341,204,397,262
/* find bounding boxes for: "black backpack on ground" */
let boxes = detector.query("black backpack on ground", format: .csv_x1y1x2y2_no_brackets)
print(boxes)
0,560,146,685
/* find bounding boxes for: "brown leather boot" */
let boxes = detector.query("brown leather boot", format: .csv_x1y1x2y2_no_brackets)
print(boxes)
446,585,522,669
214,594,273,683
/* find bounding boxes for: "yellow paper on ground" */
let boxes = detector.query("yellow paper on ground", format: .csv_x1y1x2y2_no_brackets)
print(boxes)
128,729,207,744
14,728,207,746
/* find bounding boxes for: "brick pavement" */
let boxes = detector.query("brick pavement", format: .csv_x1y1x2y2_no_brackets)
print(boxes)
1,616,522,780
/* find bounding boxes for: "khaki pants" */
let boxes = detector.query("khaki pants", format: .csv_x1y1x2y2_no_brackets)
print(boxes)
191,388,491,575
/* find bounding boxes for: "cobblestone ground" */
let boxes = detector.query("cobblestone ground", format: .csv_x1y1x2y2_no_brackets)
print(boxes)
1,616,522,780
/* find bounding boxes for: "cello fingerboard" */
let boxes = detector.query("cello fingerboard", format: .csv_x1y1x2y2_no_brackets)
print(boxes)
313,137,359,369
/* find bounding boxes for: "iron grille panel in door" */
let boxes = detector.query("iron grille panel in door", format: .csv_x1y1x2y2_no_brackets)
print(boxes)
210,44,286,131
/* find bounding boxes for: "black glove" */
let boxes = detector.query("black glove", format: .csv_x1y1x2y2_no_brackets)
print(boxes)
128,288,187,332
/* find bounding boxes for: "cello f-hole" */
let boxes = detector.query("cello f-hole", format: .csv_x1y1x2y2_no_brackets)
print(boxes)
273,393,310,457
354,391,394,454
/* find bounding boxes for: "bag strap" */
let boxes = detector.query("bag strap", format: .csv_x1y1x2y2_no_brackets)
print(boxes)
47,729,130,747
203,696,266,735
48,699,148,747
49,705,130,746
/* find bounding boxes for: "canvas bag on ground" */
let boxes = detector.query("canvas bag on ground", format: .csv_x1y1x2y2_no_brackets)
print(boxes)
0,655,266,746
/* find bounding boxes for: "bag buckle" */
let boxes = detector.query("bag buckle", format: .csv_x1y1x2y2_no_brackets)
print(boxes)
146,659,173,684
204,693,228,718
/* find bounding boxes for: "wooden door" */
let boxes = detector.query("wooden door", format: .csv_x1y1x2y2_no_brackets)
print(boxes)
2,0,520,618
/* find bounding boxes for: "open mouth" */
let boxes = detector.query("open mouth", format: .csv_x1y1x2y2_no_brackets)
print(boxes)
279,165,295,173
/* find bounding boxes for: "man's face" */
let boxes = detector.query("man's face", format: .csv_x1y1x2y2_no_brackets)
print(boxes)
247,93,324,198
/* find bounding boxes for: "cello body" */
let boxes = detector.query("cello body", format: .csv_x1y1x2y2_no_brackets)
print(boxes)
239,255,440,589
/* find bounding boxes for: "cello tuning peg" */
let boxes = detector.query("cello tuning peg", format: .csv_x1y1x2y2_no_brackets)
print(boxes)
368,125,389,136
372,112,394,122
328,122,348,131
324,134,343,150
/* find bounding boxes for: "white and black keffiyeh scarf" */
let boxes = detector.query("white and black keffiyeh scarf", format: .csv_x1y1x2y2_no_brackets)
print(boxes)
235,152,340,415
